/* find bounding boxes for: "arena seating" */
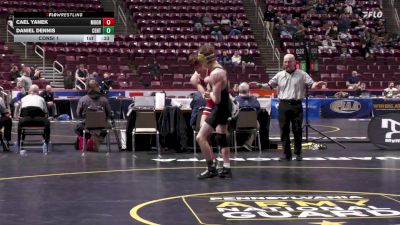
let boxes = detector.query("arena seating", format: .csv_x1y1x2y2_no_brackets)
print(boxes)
27,0,267,89
0,0,103,14
270,0,399,89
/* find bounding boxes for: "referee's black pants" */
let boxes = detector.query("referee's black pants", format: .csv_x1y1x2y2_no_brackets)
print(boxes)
278,101,303,158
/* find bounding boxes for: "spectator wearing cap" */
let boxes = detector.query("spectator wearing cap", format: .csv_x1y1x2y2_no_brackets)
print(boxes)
234,82,260,151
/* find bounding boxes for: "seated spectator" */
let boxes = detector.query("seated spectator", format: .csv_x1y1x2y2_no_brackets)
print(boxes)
354,82,370,98
231,50,242,66
221,51,232,65
100,72,113,94
75,64,89,90
10,79,26,118
241,50,255,67
76,80,112,151
64,70,74,89
230,18,243,35
346,71,361,89
321,83,329,90
10,64,20,81
148,60,161,80
87,72,102,86
18,85,50,145
231,83,239,97
192,13,203,34
319,36,336,51
210,24,223,41
383,82,399,98
40,85,55,118
220,15,231,34
293,23,306,41
234,82,260,151
0,96,12,151
202,13,213,27
31,67,42,80
339,43,351,58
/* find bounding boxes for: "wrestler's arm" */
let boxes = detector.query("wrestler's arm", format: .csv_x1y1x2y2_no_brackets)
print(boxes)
209,71,224,104
190,72,206,94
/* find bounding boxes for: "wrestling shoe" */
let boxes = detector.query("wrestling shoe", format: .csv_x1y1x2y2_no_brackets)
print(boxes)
218,167,232,179
197,168,218,179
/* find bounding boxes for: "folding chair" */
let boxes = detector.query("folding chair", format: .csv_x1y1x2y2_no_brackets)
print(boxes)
132,110,160,158
18,107,50,155
82,110,110,156
233,109,262,158
18,126,48,155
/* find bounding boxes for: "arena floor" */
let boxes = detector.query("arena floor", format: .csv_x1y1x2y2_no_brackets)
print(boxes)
0,142,399,225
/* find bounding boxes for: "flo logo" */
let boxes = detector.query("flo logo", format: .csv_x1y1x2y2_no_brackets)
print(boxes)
130,190,400,225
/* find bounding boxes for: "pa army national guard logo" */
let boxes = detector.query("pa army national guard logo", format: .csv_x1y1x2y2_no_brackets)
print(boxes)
130,190,400,225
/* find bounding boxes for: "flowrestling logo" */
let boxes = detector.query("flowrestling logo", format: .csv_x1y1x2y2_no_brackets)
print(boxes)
330,100,361,113
362,11,383,19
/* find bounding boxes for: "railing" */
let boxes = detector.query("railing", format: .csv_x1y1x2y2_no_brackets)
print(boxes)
75,78,87,90
6,20,13,43
274,48,281,70
252,0,280,68
390,0,400,29
118,5,127,34
0,86,8,97
111,0,117,16
6,19,28,59
53,60,64,84
34,45,46,72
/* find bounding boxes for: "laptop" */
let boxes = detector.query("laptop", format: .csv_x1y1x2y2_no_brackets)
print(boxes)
133,96,155,110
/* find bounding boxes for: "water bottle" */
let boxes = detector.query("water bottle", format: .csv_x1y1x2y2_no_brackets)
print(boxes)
42,143,48,154
20,150,27,156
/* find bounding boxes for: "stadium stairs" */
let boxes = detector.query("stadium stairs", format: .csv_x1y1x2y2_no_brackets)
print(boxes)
242,0,280,78
0,18,63,88
382,0,400,34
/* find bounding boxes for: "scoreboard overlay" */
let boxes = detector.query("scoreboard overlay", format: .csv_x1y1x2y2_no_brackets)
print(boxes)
12,12,114,42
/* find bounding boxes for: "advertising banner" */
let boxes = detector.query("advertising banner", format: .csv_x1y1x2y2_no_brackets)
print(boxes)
321,98,372,118
372,99,400,116
270,98,321,119
368,113,400,149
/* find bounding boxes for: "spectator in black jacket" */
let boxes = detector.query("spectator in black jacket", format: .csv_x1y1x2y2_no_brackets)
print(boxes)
234,82,260,151
40,85,55,118
264,5,276,32
189,92,206,127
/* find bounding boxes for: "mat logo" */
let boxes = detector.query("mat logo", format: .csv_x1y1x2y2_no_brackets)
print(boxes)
330,100,361,113
131,191,400,225
382,119,400,143
211,192,400,222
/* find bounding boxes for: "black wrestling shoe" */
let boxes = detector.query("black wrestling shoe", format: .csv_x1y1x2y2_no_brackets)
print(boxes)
218,167,232,179
197,168,218,179
296,155,303,161
278,156,292,162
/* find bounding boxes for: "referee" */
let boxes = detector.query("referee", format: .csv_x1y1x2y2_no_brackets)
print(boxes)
253,54,326,161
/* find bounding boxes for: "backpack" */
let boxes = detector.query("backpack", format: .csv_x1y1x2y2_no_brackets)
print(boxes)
75,136,95,152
